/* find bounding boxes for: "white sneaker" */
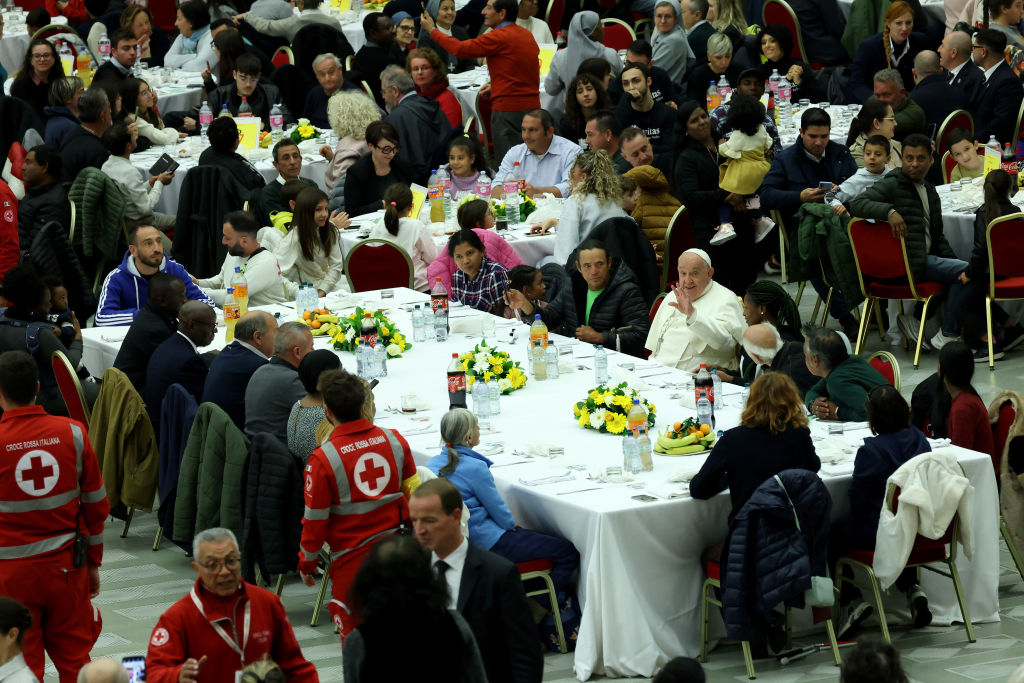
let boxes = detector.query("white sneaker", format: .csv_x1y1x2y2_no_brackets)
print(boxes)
753,216,775,243
710,223,736,245
929,330,960,350
897,314,930,351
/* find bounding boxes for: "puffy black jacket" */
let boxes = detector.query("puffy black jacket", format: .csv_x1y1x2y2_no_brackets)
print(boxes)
574,217,661,307
722,469,832,640
542,258,650,358
242,432,305,581
384,94,454,185
171,166,248,278
24,221,98,320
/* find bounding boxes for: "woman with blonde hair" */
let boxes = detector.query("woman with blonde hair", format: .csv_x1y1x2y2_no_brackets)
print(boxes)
708,0,748,35
321,91,381,206
547,150,627,264
691,372,821,522
847,1,926,103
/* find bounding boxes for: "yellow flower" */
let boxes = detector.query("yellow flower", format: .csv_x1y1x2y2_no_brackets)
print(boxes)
381,325,390,336
588,389,601,401
613,395,633,410
577,408,590,427
573,404,581,417
491,363,504,375
461,361,470,372
461,352,473,361
606,413,627,434
483,371,493,382
648,403,657,414
467,375,476,387
487,355,504,365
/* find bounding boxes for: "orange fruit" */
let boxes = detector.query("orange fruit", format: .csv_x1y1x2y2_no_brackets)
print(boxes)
302,310,311,320
673,422,681,431
700,424,711,435
311,320,322,329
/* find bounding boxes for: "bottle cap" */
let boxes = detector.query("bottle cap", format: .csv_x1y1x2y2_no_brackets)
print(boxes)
452,353,458,357
633,398,640,404
226,287,234,294
234,266,241,272
534,314,540,319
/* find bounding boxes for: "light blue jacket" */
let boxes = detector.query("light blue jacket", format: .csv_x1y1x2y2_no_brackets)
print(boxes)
426,446,515,550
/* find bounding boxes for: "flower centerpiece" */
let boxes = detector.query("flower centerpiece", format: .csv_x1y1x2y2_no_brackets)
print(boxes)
329,307,411,358
572,382,656,434
457,340,527,394
290,117,321,144
493,192,538,221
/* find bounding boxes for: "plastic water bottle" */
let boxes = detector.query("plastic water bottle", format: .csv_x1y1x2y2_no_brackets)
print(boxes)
199,102,213,141
711,368,722,409
716,74,731,102
741,381,750,407
487,378,500,415
360,312,378,347
472,378,490,418
374,342,387,378
269,103,284,143
778,77,792,102
987,135,1001,154
218,103,232,118
697,394,715,430
594,345,609,384
705,80,720,110
636,426,653,472
503,163,521,225
356,342,368,379
434,308,448,342
777,79,792,122
447,353,467,409
412,305,425,342
436,165,452,218
622,432,641,474
58,41,73,75
530,314,548,347
531,339,546,380
294,282,304,313
98,32,111,62
545,341,559,379
768,68,781,94
231,266,248,315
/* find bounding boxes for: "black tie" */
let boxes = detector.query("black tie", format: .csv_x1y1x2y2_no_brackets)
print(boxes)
435,560,449,580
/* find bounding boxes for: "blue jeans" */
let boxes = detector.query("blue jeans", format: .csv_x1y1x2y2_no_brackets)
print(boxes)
490,527,580,599
924,255,968,336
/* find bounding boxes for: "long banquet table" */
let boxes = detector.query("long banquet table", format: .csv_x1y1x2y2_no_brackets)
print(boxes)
80,288,1001,681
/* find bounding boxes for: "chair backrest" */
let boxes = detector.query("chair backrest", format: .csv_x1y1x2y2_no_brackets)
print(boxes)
848,217,917,286
545,0,566,35
600,18,636,51
647,293,666,358
32,24,77,44
344,239,415,291
941,148,983,184
991,397,1018,477
986,213,1024,295
662,205,694,291
886,480,956,548
52,350,91,428
150,0,177,32
762,0,807,62
272,46,294,68
867,350,901,392
475,89,495,159
344,54,354,72
464,115,476,139
935,109,974,159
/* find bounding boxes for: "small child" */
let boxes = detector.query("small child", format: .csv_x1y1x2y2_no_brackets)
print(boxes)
716,94,774,245
448,222,509,313
619,175,641,214
504,264,548,320
269,179,310,233
446,135,493,194
947,128,983,182
827,135,891,215
369,183,438,291
44,276,75,347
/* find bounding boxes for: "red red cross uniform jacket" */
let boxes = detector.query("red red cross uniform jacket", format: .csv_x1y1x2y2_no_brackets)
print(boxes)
0,405,109,681
145,580,319,683
299,419,418,634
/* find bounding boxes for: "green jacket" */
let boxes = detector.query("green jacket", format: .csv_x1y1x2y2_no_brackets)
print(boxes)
791,203,865,311
894,97,927,140
91,367,159,514
173,402,250,545
848,169,956,281
68,167,127,260
841,0,888,58
805,354,889,421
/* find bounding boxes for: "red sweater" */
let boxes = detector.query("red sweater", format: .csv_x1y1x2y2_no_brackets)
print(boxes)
948,391,995,469
418,80,463,128
430,23,540,112
45,0,87,25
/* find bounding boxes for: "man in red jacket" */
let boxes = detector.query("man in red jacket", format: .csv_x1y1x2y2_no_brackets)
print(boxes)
0,350,108,683
146,527,318,683
298,369,420,640
421,0,540,162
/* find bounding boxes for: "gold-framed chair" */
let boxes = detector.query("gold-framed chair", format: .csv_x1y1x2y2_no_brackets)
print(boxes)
984,212,1024,370
518,559,568,653
867,350,901,392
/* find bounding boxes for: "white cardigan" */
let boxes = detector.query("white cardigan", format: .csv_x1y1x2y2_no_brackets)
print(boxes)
368,217,439,291
873,448,975,589
274,228,346,294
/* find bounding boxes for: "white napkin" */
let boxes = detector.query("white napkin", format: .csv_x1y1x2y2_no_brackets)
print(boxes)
666,465,704,483
609,365,648,390
400,419,434,435
645,483,690,499
519,472,574,486
588,470,634,484
521,442,557,458
477,442,504,456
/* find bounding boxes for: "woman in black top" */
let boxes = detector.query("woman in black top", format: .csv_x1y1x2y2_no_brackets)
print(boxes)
691,371,821,522
197,116,266,194
10,39,65,123
344,121,415,217
757,24,823,103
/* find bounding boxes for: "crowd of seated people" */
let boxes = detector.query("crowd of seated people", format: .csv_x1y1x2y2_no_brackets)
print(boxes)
0,0,1020,678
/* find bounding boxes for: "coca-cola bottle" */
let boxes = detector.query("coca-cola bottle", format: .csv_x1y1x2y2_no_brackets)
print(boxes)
694,364,715,406
448,353,467,409
1002,142,1018,185
360,312,378,348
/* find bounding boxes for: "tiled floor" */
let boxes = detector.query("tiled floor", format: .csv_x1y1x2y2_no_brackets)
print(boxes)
43,282,1024,681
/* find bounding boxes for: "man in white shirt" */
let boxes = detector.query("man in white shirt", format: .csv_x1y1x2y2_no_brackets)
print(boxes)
234,0,339,41
646,248,745,371
196,211,296,306
409,479,543,683
492,109,580,198
99,121,175,231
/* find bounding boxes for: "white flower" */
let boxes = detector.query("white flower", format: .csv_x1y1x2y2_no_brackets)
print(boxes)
498,377,513,391
344,327,355,342
386,343,401,357
297,117,311,127
604,394,616,408
589,408,607,429
474,352,489,368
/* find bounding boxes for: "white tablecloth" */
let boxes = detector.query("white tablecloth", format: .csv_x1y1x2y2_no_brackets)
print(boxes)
130,142,329,215
449,65,564,127
81,288,1001,682
139,68,206,118
0,26,29,75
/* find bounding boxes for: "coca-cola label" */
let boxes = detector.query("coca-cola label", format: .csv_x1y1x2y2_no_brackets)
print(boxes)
431,295,448,313
694,385,714,405
516,179,526,192
447,374,466,393
361,333,378,348
1002,160,1018,175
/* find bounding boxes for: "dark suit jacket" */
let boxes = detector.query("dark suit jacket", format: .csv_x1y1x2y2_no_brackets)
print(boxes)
201,340,269,430
143,332,209,433
112,303,178,390
351,43,405,109
457,542,543,683
93,59,131,83
909,73,971,132
974,61,1024,145
687,22,715,64
949,61,985,112
771,341,819,399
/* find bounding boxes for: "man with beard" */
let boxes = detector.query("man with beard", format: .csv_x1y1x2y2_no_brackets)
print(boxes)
196,211,294,306
613,62,676,155
96,224,213,327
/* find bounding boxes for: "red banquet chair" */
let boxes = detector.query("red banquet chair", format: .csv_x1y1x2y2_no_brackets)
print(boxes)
516,559,567,653
984,212,1024,369
867,350,900,391
847,218,944,368
600,18,636,51
935,109,974,160
344,239,414,292
475,89,495,160
989,392,1024,581
662,205,694,291
761,0,814,66
272,46,295,68
52,350,91,428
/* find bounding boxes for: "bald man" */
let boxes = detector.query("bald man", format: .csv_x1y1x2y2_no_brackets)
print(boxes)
77,657,130,683
202,311,278,430
910,50,972,133
645,249,745,372
738,323,818,397
939,31,984,108
144,300,218,432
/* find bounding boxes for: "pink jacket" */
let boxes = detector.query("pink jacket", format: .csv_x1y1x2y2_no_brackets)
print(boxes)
427,228,525,291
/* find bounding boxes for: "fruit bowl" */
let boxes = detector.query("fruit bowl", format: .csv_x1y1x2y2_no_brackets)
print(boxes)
653,418,716,455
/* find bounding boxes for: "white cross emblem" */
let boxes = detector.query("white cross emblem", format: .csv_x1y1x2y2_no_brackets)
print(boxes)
352,452,391,498
15,450,59,497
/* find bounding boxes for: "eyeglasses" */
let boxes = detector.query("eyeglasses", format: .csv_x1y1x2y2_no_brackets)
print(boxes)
197,555,242,571
398,24,414,31
971,44,983,50
31,53,54,60
881,117,896,122
375,144,399,154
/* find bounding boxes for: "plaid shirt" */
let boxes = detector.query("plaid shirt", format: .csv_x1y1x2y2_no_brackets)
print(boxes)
452,257,509,312
709,104,782,158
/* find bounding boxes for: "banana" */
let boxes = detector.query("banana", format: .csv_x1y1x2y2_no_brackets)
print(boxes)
316,314,339,323
664,444,706,455
658,432,699,449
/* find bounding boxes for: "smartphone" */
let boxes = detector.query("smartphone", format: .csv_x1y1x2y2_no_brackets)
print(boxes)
369,379,379,389
817,181,832,191
631,494,658,503
927,123,938,141
122,656,146,682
